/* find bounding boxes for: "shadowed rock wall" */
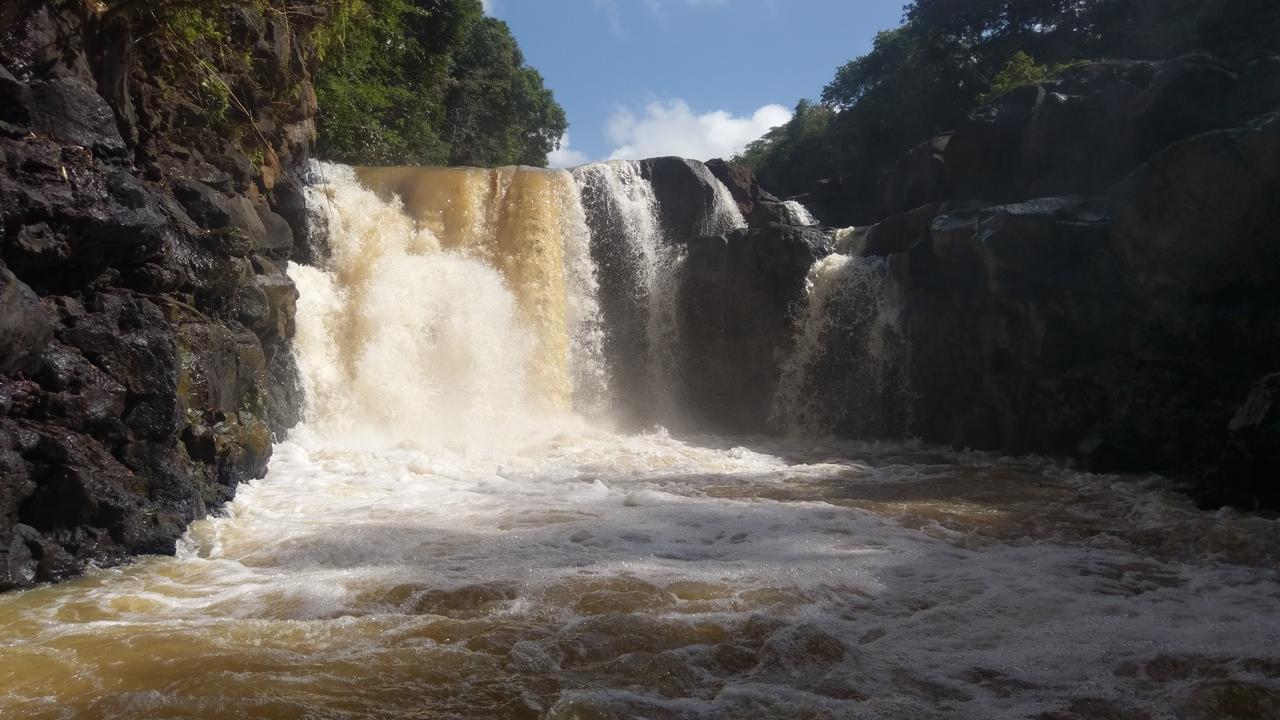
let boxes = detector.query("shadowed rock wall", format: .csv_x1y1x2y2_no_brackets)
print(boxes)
0,2,317,588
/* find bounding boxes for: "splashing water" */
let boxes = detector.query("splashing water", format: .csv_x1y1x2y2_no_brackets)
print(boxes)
690,160,749,236
773,250,908,437
573,160,695,426
1,164,1278,720
782,199,820,227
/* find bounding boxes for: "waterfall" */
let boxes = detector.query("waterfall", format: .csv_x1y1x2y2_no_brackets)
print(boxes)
782,199,819,227
572,161,685,426
690,160,749,235
772,236,909,437
290,162,605,448
10,161,1278,720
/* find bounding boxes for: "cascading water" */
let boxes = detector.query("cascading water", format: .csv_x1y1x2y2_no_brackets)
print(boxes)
690,160,749,236
1,162,1278,720
572,159,743,427
349,164,608,416
782,199,820,227
289,165,535,447
772,232,910,437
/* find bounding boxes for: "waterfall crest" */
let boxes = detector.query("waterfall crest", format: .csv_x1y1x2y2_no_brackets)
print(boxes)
573,160,688,425
291,163,604,448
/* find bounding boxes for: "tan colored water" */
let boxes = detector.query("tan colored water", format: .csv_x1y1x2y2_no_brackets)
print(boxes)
355,166,585,412
1,436,1278,719
2,164,1277,719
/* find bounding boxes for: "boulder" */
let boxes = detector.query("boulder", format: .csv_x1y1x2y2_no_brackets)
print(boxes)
706,157,777,221
1111,111,1280,294
748,199,792,228
880,135,949,216
1130,53,1237,160
272,177,329,264
0,264,53,375
945,84,1044,204
28,77,127,157
639,157,743,240
254,203,295,259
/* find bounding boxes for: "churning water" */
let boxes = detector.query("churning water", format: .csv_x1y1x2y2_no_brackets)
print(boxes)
1,165,1278,720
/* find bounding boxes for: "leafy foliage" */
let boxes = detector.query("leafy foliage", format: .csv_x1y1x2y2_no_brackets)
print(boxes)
736,0,1218,220
312,0,567,167
979,52,1070,103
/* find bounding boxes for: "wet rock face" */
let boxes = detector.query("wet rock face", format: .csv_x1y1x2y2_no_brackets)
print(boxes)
0,3,316,589
706,158,778,222
865,110,1280,507
679,225,830,433
681,50,1279,507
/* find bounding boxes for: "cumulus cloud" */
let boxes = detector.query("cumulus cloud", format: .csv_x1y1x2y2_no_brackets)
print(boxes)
547,133,589,168
480,0,497,14
605,100,792,161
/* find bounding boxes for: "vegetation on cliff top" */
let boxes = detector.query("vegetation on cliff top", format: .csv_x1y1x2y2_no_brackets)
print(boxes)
737,0,1278,220
312,0,567,167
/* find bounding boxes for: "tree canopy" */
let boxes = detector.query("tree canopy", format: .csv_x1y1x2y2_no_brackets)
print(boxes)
313,0,566,167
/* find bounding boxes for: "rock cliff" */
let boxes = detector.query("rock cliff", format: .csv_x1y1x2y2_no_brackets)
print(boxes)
706,50,1280,508
0,2,316,589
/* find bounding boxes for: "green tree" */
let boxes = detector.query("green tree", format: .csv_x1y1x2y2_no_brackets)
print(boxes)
979,51,1068,103
444,17,567,167
313,0,566,167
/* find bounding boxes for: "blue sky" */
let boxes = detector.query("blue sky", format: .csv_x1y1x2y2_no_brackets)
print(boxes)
483,0,908,166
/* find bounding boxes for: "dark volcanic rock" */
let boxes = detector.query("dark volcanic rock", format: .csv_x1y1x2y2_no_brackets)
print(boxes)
0,2,314,588
934,54,1274,214
748,200,792,228
28,77,127,157
1211,373,1280,508
582,156,753,428
716,49,1280,508
639,157,742,239
889,173,1280,504
0,263,53,374
678,224,830,433
1111,111,1280,294
881,136,950,217
706,158,777,222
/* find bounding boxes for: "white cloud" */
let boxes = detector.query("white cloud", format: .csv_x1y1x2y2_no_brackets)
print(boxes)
547,133,589,168
480,0,497,15
605,99,792,161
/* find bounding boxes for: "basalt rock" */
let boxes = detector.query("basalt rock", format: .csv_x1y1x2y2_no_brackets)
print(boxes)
849,106,1280,506
931,53,1279,216
678,224,830,433
638,157,741,239
706,158,777,223
0,263,53,375
725,47,1280,508
1209,373,1280,508
0,2,316,588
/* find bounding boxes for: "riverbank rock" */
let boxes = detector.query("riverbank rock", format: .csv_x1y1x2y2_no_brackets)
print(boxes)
0,3,318,588
877,118,1279,504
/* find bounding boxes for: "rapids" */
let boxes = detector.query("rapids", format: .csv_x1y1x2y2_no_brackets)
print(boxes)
1,163,1278,720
